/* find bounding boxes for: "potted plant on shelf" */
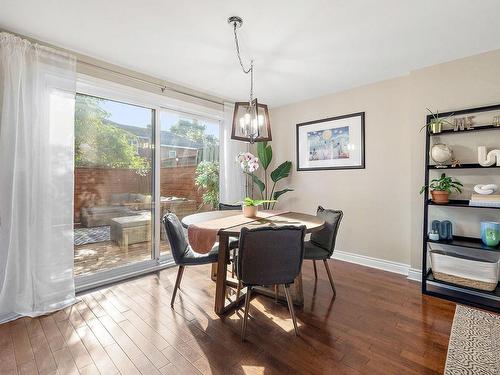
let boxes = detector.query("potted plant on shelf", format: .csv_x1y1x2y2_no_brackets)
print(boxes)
420,173,463,204
241,197,276,218
420,109,454,134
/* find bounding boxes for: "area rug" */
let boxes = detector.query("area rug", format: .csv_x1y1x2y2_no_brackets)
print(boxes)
445,305,500,374
74,226,110,246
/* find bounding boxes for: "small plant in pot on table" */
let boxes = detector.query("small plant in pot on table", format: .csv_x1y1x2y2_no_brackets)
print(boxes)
420,173,463,204
241,197,276,218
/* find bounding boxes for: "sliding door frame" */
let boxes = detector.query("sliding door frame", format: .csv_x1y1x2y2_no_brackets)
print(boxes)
75,74,223,293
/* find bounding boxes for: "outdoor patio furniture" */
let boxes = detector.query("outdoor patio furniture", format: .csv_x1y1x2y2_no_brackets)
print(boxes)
80,206,132,227
110,212,152,250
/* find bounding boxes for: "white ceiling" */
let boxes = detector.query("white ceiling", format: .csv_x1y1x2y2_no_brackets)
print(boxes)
2,0,500,107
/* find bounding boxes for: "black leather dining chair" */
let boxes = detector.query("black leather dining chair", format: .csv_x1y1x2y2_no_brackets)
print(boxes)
162,213,219,307
237,225,306,341
304,206,343,295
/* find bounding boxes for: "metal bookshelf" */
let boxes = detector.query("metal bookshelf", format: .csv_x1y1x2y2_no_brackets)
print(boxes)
422,104,500,312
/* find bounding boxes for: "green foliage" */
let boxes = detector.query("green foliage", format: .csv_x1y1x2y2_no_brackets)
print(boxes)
75,95,150,173
249,173,265,193
170,119,218,146
420,173,463,194
195,161,220,209
419,108,454,133
257,141,272,170
243,197,276,207
273,188,294,201
253,141,294,209
270,161,292,182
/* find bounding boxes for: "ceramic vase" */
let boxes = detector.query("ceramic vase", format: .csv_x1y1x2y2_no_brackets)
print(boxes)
242,205,258,218
481,221,500,247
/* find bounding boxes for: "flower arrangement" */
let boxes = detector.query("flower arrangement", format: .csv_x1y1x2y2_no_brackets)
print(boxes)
236,152,259,173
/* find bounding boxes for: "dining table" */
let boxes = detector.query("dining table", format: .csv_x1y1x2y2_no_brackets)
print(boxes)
182,210,325,315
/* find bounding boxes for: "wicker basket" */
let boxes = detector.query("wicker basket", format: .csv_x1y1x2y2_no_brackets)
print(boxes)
430,250,500,292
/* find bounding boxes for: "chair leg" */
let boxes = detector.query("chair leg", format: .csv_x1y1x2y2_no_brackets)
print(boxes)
170,266,185,307
236,280,242,299
231,249,235,278
274,284,279,303
323,259,336,296
284,284,299,336
241,286,252,341
312,260,318,279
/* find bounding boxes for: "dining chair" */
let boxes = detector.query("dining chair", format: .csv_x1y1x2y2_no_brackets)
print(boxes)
218,202,241,277
304,206,343,295
237,225,306,341
162,213,219,307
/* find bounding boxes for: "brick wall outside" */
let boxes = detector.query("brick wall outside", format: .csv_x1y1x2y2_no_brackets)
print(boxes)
74,167,204,222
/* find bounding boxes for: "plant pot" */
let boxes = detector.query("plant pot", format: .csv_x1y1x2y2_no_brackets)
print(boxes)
242,205,258,218
431,190,449,204
429,122,442,134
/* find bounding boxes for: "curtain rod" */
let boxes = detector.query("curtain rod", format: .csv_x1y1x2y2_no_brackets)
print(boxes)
79,60,224,106
0,28,225,106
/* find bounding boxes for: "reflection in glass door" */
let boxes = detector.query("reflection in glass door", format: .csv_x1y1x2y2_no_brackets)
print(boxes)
73,93,154,277
159,111,220,258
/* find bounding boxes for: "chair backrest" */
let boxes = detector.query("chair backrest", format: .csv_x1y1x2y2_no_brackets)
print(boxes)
218,202,241,211
237,226,306,286
310,206,343,256
162,213,188,264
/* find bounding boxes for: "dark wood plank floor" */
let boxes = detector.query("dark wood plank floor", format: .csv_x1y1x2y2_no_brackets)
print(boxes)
0,260,456,375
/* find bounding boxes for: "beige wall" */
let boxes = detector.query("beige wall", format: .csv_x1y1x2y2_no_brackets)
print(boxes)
270,49,500,269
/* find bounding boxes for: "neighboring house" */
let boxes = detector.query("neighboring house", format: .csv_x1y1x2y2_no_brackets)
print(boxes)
109,121,212,167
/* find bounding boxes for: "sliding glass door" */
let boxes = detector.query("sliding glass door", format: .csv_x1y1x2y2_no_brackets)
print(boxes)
72,86,221,288
158,110,220,258
74,93,154,277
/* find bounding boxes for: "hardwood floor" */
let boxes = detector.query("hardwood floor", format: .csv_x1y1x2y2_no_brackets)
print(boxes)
0,260,456,374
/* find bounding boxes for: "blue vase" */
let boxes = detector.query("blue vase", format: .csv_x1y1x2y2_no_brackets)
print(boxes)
481,222,500,247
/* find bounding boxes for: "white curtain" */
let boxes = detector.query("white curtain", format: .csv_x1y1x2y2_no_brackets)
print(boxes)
219,102,246,203
0,33,76,323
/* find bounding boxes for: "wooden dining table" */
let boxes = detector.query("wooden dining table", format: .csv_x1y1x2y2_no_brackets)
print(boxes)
182,210,325,315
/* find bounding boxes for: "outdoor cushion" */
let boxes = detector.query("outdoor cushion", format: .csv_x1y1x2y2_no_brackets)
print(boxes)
111,213,151,228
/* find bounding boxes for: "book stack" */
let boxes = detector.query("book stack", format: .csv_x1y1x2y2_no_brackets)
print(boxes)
469,194,500,208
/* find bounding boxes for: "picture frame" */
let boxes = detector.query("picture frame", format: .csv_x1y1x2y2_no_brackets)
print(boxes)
296,112,365,171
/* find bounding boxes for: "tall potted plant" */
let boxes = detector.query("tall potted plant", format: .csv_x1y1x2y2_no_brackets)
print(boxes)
420,173,463,204
254,142,293,209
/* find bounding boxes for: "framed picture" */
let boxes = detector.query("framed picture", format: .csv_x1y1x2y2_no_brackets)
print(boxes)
296,112,365,171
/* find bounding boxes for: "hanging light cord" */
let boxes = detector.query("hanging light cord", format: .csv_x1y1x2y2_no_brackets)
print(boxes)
233,23,254,102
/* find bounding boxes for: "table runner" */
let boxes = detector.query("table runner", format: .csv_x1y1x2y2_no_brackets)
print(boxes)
188,210,287,253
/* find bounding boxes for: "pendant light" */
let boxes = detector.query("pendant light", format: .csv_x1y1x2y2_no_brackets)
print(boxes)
228,16,272,143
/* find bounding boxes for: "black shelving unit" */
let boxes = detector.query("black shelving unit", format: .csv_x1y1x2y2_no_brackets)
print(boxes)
422,104,500,312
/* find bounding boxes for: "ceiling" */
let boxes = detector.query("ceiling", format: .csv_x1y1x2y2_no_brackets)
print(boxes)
2,0,500,107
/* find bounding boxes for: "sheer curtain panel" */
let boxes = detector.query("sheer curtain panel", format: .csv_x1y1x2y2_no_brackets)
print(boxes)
220,102,246,204
0,32,77,323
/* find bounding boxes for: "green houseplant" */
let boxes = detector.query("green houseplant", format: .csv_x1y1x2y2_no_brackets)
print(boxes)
420,109,454,134
420,173,463,204
253,142,293,209
241,197,277,218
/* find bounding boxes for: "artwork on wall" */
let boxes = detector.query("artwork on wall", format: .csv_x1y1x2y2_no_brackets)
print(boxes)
296,112,365,171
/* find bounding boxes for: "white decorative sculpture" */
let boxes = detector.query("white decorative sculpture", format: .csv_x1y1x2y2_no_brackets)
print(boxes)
478,146,500,167
474,184,498,195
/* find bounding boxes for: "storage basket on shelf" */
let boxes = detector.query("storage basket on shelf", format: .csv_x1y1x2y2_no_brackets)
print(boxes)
430,249,500,292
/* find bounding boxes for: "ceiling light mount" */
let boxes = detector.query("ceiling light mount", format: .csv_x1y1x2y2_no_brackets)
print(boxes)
227,16,243,29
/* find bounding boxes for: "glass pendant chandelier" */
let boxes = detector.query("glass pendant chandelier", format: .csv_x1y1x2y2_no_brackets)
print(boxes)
228,16,272,143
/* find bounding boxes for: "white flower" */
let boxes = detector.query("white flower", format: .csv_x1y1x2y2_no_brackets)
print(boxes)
236,152,259,173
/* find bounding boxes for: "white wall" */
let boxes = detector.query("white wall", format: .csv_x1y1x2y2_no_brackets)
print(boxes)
270,49,500,269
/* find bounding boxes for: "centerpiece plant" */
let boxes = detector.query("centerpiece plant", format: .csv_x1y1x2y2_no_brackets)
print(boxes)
420,173,463,204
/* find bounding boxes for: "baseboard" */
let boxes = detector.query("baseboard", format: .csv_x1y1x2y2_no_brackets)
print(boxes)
331,250,421,282
407,268,422,282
